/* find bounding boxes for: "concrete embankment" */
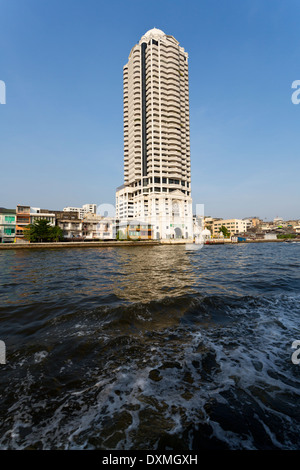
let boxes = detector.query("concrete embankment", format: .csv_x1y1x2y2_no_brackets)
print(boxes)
0,238,297,250
205,239,294,245
243,239,287,243
0,241,161,250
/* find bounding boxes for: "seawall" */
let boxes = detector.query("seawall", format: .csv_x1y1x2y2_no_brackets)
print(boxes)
0,241,161,250
0,239,297,250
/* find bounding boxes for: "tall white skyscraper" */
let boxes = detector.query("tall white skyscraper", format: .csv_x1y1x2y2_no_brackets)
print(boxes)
116,28,193,240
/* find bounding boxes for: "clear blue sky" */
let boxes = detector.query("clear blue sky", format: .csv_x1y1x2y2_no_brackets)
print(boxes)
0,0,299,220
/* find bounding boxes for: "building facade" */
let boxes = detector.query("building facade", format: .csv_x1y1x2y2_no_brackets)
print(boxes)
96,218,115,240
212,218,248,237
81,213,115,240
116,28,193,240
30,208,55,226
56,211,83,240
0,208,16,243
63,204,97,219
15,205,31,243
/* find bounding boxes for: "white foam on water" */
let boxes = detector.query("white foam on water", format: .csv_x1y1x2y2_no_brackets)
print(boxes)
1,293,300,450
33,351,48,363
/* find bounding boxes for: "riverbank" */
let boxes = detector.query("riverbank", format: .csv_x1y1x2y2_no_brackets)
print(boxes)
0,238,298,249
0,240,161,249
205,238,294,245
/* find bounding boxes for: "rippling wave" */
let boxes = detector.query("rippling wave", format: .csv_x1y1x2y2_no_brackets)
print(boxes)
0,243,300,449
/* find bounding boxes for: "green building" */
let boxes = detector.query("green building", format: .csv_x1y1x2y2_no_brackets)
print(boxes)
0,208,16,243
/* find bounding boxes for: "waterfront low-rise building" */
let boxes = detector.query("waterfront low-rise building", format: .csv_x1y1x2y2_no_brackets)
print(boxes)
273,216,284,227
56,211,83,240
0,208,16,243
15,205,31,243
15,206,57,243
82,213,101,239
264,233,278,240
115,219,153,240
30,208,55,226
242,218,254,231
212,218,248,237
96,218,115,240
82,213,114,240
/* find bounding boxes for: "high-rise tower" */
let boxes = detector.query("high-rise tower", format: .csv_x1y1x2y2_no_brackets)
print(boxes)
116,28,193,240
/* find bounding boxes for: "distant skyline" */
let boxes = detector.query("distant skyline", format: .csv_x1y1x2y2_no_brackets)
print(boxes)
0,0,300,220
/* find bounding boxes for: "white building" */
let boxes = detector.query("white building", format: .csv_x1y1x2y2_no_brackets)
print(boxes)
273,216,284,226
30,208,55,226
264,233,277,240
63,204,97,219
96,218,115,240
82,213,115,240
115,28,193,240
82,204,97,215
242,218,253,231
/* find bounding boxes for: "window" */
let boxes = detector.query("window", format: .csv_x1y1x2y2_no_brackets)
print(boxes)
5,216,15,223
4,228,15,235
154,177,160,183
17,217,29,223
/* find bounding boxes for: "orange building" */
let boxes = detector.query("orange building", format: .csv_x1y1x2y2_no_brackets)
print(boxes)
15,205,31,243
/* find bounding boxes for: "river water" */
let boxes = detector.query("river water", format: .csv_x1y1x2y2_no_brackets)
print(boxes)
0,242,300,450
